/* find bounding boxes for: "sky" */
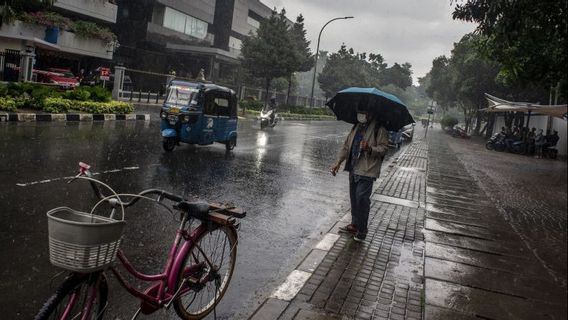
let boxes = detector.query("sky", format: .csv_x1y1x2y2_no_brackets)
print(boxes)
262,0,476,84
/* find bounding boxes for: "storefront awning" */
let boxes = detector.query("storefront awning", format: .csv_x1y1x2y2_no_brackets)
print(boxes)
482,93,568,119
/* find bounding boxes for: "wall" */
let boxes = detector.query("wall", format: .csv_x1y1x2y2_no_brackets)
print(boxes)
54,0,118,23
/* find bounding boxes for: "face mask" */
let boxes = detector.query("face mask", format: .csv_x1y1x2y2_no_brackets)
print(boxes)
357,113,367,123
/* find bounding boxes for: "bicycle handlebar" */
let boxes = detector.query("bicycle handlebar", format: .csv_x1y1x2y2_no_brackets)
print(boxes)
80,163,183,207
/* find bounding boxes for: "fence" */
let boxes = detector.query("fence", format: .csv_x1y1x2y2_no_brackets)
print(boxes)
0,50,21,82
116,67,328,108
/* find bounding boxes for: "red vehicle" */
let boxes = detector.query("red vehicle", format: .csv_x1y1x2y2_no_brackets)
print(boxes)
37,68,80,88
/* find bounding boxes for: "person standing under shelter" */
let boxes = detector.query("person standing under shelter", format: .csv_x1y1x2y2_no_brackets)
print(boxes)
330,106,389,242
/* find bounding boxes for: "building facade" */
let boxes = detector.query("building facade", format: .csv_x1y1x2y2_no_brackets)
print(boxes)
0,0,118,81
113,0,276,90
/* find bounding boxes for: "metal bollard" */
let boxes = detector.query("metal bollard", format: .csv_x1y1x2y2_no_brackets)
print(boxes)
155,92,159,104
147,91,150,103
129,90,133,102
138,90,142,102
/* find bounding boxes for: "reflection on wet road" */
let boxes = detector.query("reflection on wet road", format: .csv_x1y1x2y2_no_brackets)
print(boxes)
0,120,353,319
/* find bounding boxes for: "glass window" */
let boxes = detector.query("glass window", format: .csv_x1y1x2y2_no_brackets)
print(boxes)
229,37,242,50
193,19,207,39
215,97,230,116
247,16,260,29
163,7,208,40
164,7,185,33
166,86,199,106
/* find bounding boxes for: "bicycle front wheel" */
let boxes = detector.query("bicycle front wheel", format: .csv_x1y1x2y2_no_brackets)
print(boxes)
174,226,237,320
34,272,108,320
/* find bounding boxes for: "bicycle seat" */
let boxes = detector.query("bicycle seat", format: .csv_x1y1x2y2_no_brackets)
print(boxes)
176,201,210,219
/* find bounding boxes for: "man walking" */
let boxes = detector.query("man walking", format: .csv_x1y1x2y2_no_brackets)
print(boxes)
330,107,389,242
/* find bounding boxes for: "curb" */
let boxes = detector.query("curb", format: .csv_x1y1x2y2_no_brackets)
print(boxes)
0,113,150,122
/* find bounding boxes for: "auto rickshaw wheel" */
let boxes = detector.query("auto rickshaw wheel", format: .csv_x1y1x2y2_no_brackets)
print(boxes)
163,138,176,152
225,137,236,151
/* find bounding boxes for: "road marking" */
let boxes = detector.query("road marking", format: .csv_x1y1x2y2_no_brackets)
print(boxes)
271,270,311,301
15,166,140,187
315,233,340,251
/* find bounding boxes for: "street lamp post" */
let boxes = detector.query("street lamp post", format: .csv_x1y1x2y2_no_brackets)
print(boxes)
424,101,435,138
309,16,354,107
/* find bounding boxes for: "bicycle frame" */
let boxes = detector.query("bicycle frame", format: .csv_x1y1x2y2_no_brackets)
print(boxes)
108,215,210,313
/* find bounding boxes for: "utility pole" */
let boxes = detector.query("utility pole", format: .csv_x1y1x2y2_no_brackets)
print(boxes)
424,101,434,138
309,16,354,107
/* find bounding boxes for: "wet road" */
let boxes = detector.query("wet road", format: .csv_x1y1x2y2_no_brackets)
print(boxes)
0,119,354,319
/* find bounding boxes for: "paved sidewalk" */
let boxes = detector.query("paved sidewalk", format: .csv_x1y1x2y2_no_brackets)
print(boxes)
250,139,428,320
249,129,566,320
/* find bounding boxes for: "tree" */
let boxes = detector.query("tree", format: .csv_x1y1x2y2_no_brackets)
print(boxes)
286,14,314,104
318,45,367,97
240,9,295,107
425,55,456,111
449,34,501,133
379,62,413,90
452,0,567,99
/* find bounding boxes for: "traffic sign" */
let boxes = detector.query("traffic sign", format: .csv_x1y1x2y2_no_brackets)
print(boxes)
99,67,110,81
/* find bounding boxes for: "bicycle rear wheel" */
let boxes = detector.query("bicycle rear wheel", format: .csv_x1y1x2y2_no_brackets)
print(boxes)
173,226,237,320
34,272,108,320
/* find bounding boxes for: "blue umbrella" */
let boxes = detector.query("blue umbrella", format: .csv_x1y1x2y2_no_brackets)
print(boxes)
326,87,415,131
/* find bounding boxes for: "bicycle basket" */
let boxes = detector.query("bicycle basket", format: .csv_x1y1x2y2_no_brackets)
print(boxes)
47,207,126,272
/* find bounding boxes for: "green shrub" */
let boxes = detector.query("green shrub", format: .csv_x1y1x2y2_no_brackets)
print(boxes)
39,98,133,114
239,99,263,111
440,115,459,129
42,97,72,113
73,100,133,114
0,83,7,97
83,86,112,102
0,97,17,112
63,87,91,101
284,105,333,116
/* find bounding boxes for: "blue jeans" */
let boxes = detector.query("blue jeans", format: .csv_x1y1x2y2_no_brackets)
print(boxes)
349,173,375,234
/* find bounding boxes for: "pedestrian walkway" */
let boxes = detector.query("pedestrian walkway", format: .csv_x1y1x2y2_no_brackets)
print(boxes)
249,130,567,320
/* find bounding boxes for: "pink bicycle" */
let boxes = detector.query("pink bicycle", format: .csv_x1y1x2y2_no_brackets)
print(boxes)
34,163,246,320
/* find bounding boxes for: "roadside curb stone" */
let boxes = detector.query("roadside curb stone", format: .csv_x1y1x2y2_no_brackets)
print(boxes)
0,112,150,122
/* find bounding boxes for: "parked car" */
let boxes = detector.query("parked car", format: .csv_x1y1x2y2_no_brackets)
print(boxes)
81,72,134,92
388,130,403,149
37,68,80,88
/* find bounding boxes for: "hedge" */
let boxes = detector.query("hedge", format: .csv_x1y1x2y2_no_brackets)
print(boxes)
239,100,263,111
0,82,130,113
42,98,134,114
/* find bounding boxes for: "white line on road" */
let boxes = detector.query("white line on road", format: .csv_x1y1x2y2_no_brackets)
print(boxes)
315,233,340,251
271,270,312,301
15,166,140,187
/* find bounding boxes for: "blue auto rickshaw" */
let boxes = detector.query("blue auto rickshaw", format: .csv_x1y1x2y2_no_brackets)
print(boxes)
160,81,238,152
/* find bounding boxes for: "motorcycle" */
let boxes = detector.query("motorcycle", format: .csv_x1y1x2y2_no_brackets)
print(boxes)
508,140,526,155
401,123,415,142
451,126,470,139
486,133,506,152
259,109,278,129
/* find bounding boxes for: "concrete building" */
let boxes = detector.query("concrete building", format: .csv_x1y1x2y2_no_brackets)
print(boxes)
113,0,278,89
0,0,118,81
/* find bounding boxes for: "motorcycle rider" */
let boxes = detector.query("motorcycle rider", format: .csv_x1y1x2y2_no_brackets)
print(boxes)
263,96,277,125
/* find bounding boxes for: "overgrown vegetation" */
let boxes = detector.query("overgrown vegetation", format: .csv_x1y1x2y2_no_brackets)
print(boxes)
0,83,132,114
16,10,117,45
440,115,459,130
